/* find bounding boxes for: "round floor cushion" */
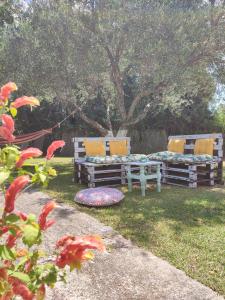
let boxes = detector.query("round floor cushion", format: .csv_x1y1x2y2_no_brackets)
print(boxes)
75,187,124,207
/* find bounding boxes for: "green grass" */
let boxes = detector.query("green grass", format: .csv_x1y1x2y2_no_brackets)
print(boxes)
39,157,225,295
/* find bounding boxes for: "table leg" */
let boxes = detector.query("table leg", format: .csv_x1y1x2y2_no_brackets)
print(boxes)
127,165,132,192
140,166,146,196
157,164,161,192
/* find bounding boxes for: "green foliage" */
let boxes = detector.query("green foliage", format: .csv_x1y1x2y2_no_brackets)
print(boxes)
0,245,15,260
0,0,225,135
214,104,225,132
0,0,14,26
22,223,41,248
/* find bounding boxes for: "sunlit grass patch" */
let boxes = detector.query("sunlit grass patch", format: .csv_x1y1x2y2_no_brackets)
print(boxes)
37,157,225,296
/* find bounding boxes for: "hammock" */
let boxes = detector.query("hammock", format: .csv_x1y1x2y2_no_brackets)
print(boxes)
0,128,53,146
0,108,78,146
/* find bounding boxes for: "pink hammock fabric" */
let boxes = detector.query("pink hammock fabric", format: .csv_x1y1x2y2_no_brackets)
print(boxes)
0,128,53,145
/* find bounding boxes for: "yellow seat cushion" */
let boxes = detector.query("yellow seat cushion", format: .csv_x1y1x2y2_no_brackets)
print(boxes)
194,138,214,156
167,139,185,154
84,139,105,156
109,140,128,156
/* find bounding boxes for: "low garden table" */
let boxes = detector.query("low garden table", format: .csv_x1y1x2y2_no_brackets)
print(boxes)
125,161,162,196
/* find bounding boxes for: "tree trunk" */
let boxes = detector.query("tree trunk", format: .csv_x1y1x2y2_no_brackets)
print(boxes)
116,126,128,137
106,130,114,137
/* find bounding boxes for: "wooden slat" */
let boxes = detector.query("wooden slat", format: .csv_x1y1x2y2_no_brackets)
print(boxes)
184,144,221,150
93,176,122,182
161,167,190,173
91,169,124,174
76,161,125,167
168,133,223,139
163,174,192,182
73,137,130,142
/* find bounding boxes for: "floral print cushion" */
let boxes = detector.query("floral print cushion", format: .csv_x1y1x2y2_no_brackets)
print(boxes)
85,151,216,165
85,154,149,164
75,187,124,206
147,151,216,164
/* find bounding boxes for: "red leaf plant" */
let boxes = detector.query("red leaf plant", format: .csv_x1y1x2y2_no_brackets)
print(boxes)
4,176,30,213
9,277,34,300
0,82,105,300
38,201,56,231
46,140,65,160
11,96,40,109
56,236,106,269
16,147,42,168
0,114,15,142
0,82,17,101
2,114,15,133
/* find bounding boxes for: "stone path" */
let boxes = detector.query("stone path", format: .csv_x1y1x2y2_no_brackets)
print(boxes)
15,190,223,300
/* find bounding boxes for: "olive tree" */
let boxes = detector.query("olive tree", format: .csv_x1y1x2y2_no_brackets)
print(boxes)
2,0,225,135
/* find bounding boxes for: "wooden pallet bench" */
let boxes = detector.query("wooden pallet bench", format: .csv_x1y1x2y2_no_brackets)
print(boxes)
72,137,130,187
161,133,223,188
72,134,223,189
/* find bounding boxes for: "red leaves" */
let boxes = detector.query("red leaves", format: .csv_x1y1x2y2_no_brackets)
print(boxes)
0,270,34,300
38,201,56,230
0,114,15,142
9,277,34,300
56,235,75,248
4,176,30,213
36,284,45,300
6,230,21,248
0,127,15,143
11,96,40,109
55,235,105,269
16,147,43,168
16,211,28,221
46,140,65,160
0,226,9,236
2,114,15,133
0,82,17,101
0,268,8,280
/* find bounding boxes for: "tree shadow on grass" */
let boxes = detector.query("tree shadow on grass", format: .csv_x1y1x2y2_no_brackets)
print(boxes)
44,161,225,295
76,184,223,244
46,162,225,244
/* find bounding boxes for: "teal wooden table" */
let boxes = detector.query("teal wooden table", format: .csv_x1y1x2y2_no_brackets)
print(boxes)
125,161,162,196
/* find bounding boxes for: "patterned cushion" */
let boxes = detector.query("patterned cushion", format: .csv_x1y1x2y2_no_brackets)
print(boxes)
85,151,217,165
75,187,124,207
147,151,216,164
86,154,149,164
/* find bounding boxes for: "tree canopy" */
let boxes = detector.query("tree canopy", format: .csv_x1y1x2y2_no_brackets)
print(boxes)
0,0,225,136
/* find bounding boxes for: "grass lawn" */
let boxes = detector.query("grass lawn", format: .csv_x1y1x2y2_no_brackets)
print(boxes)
38,157,225,295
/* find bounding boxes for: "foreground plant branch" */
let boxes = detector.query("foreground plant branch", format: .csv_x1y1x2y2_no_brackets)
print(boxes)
0,82,105,300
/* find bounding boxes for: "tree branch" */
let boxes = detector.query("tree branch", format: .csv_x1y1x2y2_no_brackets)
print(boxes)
73,104,108,136
127,82,167,121
78,17,127,121
102,44,127,120
124,103,157,127
127,89,152,120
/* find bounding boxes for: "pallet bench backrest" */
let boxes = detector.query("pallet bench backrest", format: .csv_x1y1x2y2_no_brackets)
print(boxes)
72,137,131,160
168,133,223,161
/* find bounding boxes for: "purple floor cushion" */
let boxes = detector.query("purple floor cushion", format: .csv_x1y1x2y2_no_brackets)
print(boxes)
75,187,124,207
